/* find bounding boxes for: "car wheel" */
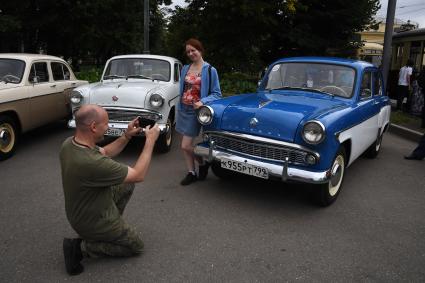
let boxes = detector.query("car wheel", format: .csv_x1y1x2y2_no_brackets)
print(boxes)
156,117,173,153
315,147,346,206
211,161,234,179
0,116,18,161
366,130,383,159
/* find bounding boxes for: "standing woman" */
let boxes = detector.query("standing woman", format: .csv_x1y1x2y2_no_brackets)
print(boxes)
176,38,222,185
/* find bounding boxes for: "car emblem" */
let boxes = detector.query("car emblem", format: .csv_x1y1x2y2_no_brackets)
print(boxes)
112,96,119,102
250,117,259,127
259,100,271,108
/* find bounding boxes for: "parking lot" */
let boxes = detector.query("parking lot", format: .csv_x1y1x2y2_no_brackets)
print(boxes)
1,122,424,282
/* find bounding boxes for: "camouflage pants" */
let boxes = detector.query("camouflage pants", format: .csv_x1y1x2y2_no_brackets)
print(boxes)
81,183,144,258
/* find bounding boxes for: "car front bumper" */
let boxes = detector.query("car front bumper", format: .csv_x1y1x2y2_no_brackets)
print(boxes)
67,119,168,135
194,143,332,184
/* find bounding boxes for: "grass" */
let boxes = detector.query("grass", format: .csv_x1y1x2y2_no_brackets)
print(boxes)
391,110,424,133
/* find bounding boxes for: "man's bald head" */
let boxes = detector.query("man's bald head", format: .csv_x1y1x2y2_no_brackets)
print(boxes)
75,105,107,130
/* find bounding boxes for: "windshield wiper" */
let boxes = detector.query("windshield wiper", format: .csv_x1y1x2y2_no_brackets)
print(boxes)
103,75,126,80
126,74,152,80
269,86,332,96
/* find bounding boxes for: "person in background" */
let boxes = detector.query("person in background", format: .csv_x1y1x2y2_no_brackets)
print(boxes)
397,59,414,111
60,105,160,275
416,67,425,128
175,38,222,185
405,134,425,161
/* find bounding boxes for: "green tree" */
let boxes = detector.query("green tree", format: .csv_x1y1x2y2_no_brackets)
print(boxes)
166,0,380,73
0,0,171,67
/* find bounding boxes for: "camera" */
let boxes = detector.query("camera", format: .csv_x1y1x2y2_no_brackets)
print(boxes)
137,116,156,129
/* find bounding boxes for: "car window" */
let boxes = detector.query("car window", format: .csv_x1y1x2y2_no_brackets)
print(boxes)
174,63,180,82
264,62,355,98
0,59,25,84
360,71,372,99
29,62,49,83
104,58,171,82
51,62,71,81
373,71,383,96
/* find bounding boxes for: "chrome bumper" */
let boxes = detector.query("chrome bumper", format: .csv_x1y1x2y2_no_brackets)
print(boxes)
67,119,168,133
194,144,331,184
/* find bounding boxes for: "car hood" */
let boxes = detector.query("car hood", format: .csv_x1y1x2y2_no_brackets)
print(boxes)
88,80,164,108
220,91,347,142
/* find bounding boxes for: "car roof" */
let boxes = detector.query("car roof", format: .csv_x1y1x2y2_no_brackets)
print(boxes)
108,54,181,63
273,56,375,69
0,53,67,63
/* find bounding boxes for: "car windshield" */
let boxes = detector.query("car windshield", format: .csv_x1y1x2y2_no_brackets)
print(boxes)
103,58,171,82
264,62,355,98
0,59,26,84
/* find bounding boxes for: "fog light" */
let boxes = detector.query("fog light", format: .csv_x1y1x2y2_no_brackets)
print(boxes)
305,154,317,165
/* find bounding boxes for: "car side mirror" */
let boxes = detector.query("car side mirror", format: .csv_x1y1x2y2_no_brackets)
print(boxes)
31,76,39,84
360,88,371,98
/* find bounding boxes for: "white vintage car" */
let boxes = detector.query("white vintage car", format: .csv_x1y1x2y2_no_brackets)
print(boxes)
0,53,87,161
68,54,183,152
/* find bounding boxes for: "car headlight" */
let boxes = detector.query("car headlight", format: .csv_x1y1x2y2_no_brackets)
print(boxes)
302,121,325,144
149,93,164,107
70,91,83,104
197,106,214,125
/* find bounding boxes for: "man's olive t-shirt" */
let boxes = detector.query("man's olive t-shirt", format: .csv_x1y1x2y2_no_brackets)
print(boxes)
60,137,128,240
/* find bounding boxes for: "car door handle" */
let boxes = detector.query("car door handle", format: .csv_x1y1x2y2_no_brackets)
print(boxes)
50,84,56,88
71,82,76,86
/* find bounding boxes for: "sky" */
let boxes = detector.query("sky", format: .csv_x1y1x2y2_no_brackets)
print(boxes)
377,0,425,28
168,0,425,28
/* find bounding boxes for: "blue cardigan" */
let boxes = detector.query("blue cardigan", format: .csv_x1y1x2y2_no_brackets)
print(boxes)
179,62,222,105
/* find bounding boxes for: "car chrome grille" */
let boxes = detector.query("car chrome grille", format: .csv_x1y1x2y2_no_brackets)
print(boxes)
105,109,160,123
209,134,309,165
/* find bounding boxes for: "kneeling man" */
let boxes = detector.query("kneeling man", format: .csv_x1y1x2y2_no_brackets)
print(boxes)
59,105,160,275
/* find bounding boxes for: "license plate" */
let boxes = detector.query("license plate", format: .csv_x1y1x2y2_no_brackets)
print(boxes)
220,158,269,179
105,128,125,136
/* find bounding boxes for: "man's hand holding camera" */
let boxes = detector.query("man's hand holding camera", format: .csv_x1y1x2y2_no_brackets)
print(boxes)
124,117,160,142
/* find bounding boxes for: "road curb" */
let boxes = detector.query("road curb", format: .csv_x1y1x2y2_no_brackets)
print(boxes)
389,123,423,142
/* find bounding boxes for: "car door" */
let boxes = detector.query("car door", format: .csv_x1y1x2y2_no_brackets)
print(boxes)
50,61,76,117
354,69,380,156
372,70,390,134
28,60,62,128
170,62,182,106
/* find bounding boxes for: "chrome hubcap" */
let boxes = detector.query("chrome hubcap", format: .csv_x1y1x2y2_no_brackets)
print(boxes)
376,135,382,151
0,124,15,153
0,130,8,143
329,155,344,196
165,119,172,146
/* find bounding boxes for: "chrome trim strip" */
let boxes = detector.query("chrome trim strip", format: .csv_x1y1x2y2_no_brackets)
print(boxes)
195,145,330,184
168,95,180,107
68,119,168,132
102,106,162,116
204,131,320,158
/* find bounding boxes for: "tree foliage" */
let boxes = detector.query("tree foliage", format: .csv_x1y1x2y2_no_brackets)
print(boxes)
0,0,171,67
1,0,380,72
166,0,380,73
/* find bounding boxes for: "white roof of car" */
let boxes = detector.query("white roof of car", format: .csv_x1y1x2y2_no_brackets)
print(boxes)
109,54,180,63
0,53,67,63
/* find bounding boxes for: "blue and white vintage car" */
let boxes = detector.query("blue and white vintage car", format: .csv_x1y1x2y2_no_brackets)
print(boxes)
194,57,391,206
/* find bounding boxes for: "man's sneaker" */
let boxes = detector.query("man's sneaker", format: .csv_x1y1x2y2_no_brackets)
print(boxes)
63,238,84,276
180,172,197,186
198,163,210,181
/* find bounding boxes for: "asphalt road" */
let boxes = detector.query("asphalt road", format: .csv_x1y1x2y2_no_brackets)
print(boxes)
1,122,424,282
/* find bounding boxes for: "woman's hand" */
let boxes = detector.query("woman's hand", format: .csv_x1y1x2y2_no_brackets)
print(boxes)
193,101,203,109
